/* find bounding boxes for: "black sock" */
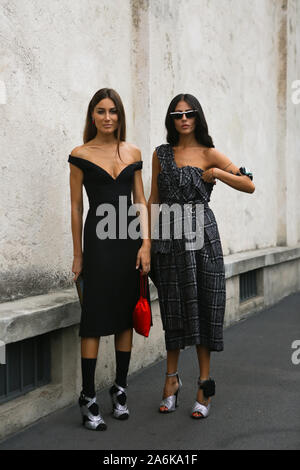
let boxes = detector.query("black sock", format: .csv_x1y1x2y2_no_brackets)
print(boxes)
81,357,97,397
115,350,131,388
81,358,98,415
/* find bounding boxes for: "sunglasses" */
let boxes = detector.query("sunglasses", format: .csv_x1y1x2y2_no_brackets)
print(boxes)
169,110,198,120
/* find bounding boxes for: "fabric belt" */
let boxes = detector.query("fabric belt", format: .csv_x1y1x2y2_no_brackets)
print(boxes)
164,199,209,208
151,199,210,254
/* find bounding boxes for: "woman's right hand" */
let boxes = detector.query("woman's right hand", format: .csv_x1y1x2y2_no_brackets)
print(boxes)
72,255,83,282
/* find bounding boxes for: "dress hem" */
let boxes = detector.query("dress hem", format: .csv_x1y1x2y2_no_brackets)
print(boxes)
165,336,224,352
79,323,134,338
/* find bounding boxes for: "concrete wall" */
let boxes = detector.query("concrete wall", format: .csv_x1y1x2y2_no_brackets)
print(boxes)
286,0,300,245
147,0,300,253
0,0,135,302
0,0,300,439
1,0,299,304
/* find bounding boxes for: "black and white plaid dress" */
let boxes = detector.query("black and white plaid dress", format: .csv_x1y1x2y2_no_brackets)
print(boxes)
151,143,226,352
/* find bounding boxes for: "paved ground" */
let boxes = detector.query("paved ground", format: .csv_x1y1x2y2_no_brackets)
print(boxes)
0,292,299,451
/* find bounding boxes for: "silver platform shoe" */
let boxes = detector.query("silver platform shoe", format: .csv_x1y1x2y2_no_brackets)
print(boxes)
109,382,129,420
159,371,182,413
79,392,107,431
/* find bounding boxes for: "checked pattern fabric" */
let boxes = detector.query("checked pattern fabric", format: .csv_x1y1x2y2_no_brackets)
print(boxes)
151,144,226,352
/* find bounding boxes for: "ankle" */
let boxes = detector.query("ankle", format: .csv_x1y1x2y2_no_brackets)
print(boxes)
197,389,210,404
166,376,178,383
197,377,216,402
166,370,179,381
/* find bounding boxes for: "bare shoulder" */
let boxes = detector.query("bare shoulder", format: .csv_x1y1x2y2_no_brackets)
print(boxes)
205,147,226,160
121,141,142,162
152,149,159,162
205,147,231,168
151,149,161,172
70,145,88,158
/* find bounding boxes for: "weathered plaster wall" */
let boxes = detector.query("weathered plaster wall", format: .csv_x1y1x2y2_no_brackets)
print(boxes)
286,0,300,245
0,0,299,302
0,0,135,300
148,0,280,255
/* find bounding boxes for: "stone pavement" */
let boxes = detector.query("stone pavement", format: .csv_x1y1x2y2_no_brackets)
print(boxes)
0,292,299,451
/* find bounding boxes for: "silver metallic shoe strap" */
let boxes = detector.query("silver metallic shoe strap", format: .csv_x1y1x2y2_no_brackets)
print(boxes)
111,383,128,412
85,408,106,423
111,382,129,418
84,395,97,408
192,401,211,418
113,382,127,395
160,395,176,410
114,401,129,412
80,395,106,425
165,373,182,389
166,371,178,377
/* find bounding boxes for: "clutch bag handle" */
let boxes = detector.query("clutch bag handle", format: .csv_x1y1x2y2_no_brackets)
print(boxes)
140,272,147,298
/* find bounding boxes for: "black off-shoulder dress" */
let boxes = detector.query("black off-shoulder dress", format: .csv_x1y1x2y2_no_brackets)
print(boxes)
68,155,147,337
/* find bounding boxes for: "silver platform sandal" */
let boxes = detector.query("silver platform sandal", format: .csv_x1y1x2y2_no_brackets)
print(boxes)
191,377,216,419
79,391,107,431
109,382,129,420
159,371,182,413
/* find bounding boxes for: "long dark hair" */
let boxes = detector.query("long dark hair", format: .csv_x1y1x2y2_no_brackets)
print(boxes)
165,93,215,148
83,88,126,159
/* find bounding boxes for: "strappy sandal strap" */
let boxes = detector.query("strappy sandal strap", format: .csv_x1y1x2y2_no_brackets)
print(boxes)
160,395,177,410
166,371,182,387
79,393,107,429
113,382,128,396
166,371,178,377
192,401,211,418
83,395,97,408
110,383,129,417
159,372,182,412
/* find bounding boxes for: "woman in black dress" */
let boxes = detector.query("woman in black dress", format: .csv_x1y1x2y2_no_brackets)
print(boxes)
148,93,255,419
68,88,150,430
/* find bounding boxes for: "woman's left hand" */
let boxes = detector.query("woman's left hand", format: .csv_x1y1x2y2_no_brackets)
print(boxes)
136,244,151,275
201,168,218,184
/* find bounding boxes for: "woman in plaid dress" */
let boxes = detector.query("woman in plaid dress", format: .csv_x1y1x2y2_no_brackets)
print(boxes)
148,94,255,418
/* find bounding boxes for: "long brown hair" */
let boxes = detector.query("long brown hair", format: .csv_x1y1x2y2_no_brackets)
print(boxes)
83,88,126,160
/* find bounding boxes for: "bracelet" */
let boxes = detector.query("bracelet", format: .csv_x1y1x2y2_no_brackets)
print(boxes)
239,166,253,181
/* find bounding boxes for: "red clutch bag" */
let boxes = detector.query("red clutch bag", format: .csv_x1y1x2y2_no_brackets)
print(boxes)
133,272,152,337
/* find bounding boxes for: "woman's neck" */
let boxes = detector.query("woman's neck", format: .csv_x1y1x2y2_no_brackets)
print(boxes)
177,133,198,148
91,132,118,147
